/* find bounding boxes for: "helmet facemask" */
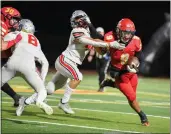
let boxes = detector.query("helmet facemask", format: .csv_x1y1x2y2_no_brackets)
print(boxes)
2,12,21,31
116,27,135,44
9,17,21,30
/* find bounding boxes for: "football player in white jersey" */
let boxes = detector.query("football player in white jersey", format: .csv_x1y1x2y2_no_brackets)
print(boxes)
46,10,125,114
1,19,53,116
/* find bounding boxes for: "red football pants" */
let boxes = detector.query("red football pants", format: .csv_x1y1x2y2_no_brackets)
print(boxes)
115,73,138,101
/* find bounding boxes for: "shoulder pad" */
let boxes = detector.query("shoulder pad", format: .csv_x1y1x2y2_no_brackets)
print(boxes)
104,31,115,42
133,36,142,52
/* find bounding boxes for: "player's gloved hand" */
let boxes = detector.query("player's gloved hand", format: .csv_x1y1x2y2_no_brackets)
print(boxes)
127,65,137,73
7,34,22,49
109,41,125,50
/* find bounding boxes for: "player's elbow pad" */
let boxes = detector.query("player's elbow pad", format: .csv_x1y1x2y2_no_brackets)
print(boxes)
78,37,108,48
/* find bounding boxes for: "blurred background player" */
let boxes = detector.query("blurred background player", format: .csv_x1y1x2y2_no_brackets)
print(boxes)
139,12,170,76
1,19,53,116
46,10,125,114
1,6,23,107
87,27,111,92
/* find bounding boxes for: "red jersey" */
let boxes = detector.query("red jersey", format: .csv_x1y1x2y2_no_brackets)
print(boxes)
104,31,142,70
1,21,8,37
1,21,12,58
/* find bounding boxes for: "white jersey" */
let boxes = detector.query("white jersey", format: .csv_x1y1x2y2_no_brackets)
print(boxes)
4,31,49,82
4,31,41,59
62,27,92,65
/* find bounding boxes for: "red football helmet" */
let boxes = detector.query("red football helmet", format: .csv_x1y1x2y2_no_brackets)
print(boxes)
116,18,136,44
1,7,21,30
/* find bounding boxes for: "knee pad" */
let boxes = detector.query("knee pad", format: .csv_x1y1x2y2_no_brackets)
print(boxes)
46,82,55,95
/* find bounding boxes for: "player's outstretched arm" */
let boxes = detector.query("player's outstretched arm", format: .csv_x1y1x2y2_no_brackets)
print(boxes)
74,36,110,48
80,16,104,40
75,36,125,50
1,33,22,51
88,23,104,40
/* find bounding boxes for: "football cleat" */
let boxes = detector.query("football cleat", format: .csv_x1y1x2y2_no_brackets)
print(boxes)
97,87,105,92
140,113,150,126
141,119,150,126
142,121,150,126
58,100,75,114
36,101,53,115
16,97,26,116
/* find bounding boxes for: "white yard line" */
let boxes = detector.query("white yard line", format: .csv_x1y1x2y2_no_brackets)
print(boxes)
3,118,141,133
3,96,170,108
71,108,170,119
16,92,170,104
2,101,170,119
78,85,169,96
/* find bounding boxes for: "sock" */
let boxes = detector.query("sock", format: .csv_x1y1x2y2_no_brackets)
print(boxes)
138,110,147,120
36,89,47,104
1,83,17,99
25,93,38,105
61,84,74,104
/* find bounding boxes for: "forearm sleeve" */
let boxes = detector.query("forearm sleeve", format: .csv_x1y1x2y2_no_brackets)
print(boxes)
88,23,104,40
77,37,108,48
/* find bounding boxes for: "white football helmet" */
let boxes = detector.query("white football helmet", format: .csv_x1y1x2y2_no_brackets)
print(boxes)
70,10,89,28
96,27,105,36
19,19,35,34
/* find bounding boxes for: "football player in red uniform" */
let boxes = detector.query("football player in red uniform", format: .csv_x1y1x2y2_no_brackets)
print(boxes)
1,6,23,107
104,18,149,126
87,18,149,126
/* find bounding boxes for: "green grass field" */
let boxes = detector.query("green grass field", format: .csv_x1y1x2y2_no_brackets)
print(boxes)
1,72,170,133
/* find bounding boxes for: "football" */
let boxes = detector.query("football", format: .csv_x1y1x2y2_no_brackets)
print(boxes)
94,47,107,55
127,56,140,70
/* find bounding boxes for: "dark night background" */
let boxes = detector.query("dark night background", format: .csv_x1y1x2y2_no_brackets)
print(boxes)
2,1,170,77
